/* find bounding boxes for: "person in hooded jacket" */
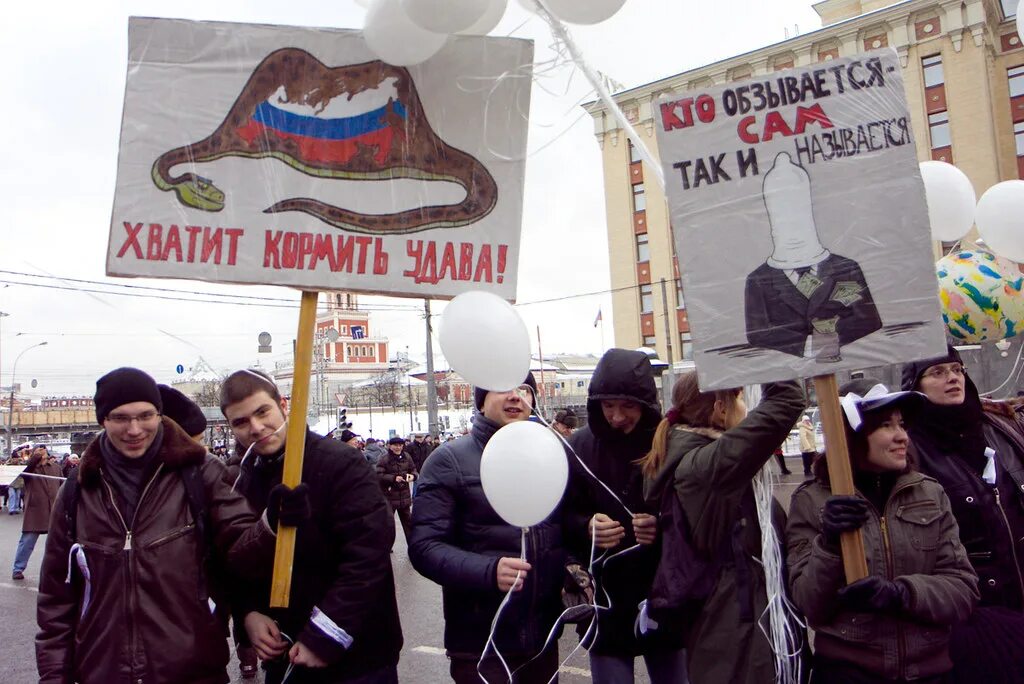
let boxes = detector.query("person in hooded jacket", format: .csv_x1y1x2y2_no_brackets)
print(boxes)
641,374,806,684
409,372,566,683
786,381,978,683
901,346,1024,682
562,348,687,683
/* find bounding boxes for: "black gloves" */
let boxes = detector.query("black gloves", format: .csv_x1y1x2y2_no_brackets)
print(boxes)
266,483,312,529
821,495,869,547
838,576,910,613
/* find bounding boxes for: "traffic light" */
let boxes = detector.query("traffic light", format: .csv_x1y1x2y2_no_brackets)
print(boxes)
337,407,352,429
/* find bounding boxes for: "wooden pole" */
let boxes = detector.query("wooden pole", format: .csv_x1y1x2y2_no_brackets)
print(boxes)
269,290,318,608
813,374,869,583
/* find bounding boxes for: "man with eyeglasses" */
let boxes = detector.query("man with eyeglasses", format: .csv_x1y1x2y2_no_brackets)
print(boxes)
409,372,566,683
903,346,1024,680
36,367,284,684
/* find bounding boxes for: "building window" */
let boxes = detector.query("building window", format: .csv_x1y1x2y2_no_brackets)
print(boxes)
1002,0,1017,18
1015,122,1024,157
628,139,642,164
1010,65,1024,98
576,380,585,388
643,335,657,346
639,284,654,313
922,55,944,88
675,278,685,309
632,183,646,213
680,332,694,360
928,111,951,149
636,233,650,262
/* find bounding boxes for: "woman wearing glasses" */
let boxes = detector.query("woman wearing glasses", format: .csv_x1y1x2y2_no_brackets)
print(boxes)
902,346,1024,683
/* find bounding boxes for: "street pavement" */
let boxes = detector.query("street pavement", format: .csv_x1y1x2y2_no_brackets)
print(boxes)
0,461,809,682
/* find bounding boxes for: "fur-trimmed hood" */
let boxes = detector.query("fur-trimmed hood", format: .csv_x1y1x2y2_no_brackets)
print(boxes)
78,416,207,490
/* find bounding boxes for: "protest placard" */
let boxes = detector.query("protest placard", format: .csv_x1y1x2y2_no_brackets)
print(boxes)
108,17,532,300
0,465,26,487
655,49,946,390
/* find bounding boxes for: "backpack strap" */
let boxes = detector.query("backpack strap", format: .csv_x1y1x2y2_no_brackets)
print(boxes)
61,474,81,544
180,463,211,602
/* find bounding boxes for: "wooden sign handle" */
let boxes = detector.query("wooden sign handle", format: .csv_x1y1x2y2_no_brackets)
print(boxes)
813,374,869,584
269,290,318,608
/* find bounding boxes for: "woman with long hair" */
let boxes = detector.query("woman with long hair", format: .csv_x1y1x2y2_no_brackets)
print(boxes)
641,374,806,684
786,382,978,683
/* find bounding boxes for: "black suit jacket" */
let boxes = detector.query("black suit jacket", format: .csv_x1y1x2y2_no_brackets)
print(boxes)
744,253,882,357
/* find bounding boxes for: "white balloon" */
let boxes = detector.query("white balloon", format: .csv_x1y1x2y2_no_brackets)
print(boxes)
401,0,489,34
517,0,626,24
481,421,568,528
457,0,508,35
439,291,532,391
364,0,448,67
1019,0,1024,44
976,180,1024,263
919,161,976,242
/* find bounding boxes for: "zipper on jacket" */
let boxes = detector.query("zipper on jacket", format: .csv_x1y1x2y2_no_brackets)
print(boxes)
878,516,907,679
993,488,1024,601
101,463,164,679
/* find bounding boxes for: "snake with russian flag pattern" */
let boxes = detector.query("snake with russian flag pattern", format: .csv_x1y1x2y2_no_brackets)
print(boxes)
150,48,498,235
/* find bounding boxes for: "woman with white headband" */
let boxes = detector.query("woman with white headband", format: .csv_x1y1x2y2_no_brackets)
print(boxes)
786,380,979,684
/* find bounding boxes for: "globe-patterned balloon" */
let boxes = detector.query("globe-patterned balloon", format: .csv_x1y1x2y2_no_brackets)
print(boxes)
937,250,1024,343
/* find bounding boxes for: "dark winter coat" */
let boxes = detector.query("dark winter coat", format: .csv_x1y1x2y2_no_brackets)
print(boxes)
409,414,566,658
902,354,1024,611
234,429,403,680
407,439,434,471
787,471,979,680
36,418,274,684
643,381,806,684
376,449,418,509
563,348,680,657
22,453,62,534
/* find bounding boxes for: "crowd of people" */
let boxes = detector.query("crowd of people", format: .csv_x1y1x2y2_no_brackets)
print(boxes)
13,344,1024,683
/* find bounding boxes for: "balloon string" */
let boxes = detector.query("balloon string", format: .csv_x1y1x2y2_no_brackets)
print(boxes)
522,391,635,518
477,527,526,683
526,0,666,190
508,519,641,684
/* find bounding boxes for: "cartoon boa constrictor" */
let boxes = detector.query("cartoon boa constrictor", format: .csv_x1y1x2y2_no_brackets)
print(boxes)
151,49,497,235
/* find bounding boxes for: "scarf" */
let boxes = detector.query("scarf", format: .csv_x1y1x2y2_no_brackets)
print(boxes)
99,425,164,526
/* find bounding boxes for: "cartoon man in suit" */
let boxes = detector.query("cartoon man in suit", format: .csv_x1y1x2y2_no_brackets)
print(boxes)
744,152,882,361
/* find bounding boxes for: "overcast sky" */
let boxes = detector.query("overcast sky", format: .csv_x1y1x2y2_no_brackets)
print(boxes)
1,0,824,397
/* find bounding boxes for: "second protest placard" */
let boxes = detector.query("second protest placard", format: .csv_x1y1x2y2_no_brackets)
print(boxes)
655,49,946,390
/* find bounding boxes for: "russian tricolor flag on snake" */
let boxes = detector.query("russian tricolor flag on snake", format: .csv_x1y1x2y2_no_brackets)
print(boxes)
236,76,407,166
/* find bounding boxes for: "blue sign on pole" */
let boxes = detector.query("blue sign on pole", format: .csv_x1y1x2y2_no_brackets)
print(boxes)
175,364,184,374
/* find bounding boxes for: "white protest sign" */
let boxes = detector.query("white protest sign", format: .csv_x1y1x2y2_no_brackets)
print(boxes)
0,466,26,487
109,17,533,300
654,49,946,390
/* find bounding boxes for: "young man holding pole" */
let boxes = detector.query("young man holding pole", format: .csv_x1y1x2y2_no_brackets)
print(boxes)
221,368,402,684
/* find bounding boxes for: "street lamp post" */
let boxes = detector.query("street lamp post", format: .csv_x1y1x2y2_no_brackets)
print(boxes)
7,341,48,454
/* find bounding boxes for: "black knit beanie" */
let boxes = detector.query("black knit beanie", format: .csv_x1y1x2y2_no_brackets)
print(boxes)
474,371,538,411
95,367,163,425
158,384,207,436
